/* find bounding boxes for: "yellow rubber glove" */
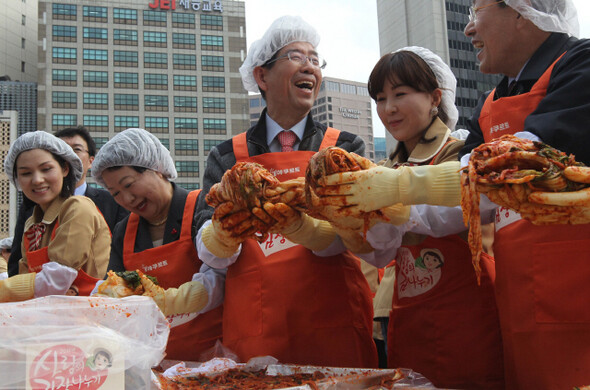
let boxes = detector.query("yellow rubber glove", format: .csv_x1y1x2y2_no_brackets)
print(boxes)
316,161,462,211
201,223,241,258
202,201,268,258
140,274,209,317
280,213,337,252
333,226,375,254
0,273,35,302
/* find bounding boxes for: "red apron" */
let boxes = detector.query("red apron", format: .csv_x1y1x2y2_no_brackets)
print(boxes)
123,190,223,362
25,221,100,297
480,53,590,389
223,129,377,368
388,146,504,389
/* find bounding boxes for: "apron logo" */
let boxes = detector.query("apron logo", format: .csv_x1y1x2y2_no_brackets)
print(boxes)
258,233,298,257
269,166,301,178
141,260,169,273
397,247,444,298
490,121,510,134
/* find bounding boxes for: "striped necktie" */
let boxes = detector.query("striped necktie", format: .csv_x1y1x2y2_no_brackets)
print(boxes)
278,130,297,152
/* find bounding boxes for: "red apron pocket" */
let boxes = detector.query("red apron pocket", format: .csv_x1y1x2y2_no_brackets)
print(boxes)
533,239,590,323
223,269,263,340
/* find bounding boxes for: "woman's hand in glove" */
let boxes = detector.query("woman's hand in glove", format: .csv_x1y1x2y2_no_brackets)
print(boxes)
252,202,301,234
314,162,462,211
140,272,208,317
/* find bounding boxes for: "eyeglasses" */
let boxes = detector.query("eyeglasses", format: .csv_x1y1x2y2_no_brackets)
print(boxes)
265,50,327,69
72,147,89,155
468,0,504,22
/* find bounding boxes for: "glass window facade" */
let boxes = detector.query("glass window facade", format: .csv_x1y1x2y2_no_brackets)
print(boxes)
52,25,76,38
115,115,139,128
114,72,138,85
114,29,138,42
83,70,108,83
143,10,167,22
144,52,167,64
52,114,77,126
145,73,168,86
52,69,76,82
114,93,139,106
52,47,76,59
53,4,76,16
113,8,137,22
202,76,224,89
174,75,196,87
52,91,76,103
83,27,108,40
83,115,109,127
83,93,108,104
175,139,198,150
83,6,107,18
172,13,195,25
174,117,198,130
83,49,108,61
144,31,167,43
145,116,169,128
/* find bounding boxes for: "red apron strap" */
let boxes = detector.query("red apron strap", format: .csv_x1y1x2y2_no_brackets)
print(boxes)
319,127,340,150
179,190,200,239
123,213,140,257
232,132,249,160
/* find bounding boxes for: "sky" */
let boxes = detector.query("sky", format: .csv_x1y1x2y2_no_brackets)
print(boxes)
244,0,590,137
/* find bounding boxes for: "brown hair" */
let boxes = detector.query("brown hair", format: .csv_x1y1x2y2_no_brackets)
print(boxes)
368,51,449,125
368,51,449,161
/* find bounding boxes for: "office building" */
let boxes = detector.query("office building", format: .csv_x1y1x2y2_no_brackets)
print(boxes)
0,110,19,237
374,136,387,162
376,0,500,150
249,76,375,160
0,81,38,235
0,0,38,82
38,0,248,189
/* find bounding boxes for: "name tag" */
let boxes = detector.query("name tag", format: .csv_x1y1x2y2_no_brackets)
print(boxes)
257,233,298,257
495,206,522,231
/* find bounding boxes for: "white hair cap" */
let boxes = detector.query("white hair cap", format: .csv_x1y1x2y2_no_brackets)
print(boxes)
239,15,321,92
4,131,83,190
92,128,177,187
505,0,579,37
0,237,13,250
394,46,459,130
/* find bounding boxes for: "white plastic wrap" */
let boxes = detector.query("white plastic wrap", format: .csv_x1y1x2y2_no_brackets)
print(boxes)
0,295,169,390
153,357,436,389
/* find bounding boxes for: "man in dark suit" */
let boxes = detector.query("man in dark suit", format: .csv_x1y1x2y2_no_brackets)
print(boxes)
7,126,128,276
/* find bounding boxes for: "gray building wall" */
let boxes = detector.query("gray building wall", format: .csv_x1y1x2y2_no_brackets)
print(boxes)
38,0,247,190
0,0,38,82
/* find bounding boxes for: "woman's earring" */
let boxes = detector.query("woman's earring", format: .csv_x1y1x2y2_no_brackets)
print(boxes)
430,106,439,117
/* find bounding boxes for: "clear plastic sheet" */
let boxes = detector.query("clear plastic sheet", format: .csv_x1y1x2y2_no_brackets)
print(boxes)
0,295,169,390
153,357,437,389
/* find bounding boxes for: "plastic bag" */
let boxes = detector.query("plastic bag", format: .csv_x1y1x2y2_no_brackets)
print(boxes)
0,295,169,390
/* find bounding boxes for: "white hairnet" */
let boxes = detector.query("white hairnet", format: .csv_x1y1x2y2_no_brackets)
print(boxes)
92,128,177,187
4,131,83,190
505,0,579,37
394,46,459,130
0,237,13,250
240,15,321,92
